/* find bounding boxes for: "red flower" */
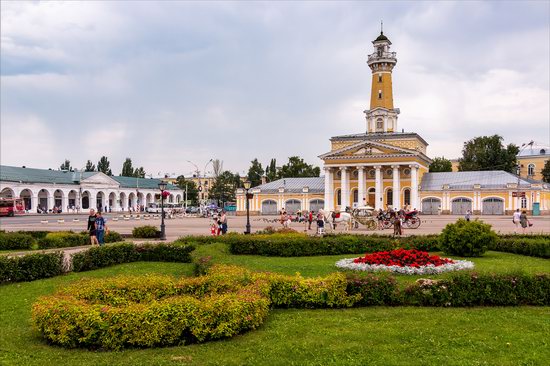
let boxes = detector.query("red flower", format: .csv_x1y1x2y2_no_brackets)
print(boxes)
355,249,453,267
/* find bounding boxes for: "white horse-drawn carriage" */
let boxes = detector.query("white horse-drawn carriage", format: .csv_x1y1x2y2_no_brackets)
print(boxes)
319,206,377,232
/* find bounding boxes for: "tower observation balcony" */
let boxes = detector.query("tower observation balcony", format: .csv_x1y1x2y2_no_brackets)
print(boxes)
367,51,397,66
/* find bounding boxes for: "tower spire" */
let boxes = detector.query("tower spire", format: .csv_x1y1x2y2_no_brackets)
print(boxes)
381,20,383,34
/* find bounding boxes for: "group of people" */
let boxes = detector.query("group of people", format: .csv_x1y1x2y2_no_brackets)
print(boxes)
210,210,228,236
512,209,532,233
87,209,108,245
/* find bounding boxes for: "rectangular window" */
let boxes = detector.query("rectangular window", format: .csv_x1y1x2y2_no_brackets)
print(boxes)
378,90,382,99
378,74,382,83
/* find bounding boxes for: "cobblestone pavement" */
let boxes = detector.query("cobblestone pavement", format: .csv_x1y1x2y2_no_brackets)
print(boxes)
1,213,549,241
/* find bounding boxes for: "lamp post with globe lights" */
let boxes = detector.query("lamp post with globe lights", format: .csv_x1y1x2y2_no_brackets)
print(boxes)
158,182,167,240
244,180,252,234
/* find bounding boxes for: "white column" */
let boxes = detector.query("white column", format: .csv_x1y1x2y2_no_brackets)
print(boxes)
31,194,38,213
374,165,382,210
341,167,349,210
392,165,400,209
357,167,365,207
324,168,331,211
410,164,419,210
47,195,54,211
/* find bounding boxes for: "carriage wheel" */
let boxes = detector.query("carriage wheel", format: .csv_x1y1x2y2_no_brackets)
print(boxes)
407,218,421,229
366,220,377,231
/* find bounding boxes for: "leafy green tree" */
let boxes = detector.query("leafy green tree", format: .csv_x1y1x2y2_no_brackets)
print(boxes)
176,176,199,205
134,167,146,178
85,160,96,172
247,158,264,187
429,157,453,172
59,159,72,171
278,156,320,178
121,158,134,177
97,156,112,175
209,171,242,205
458,135,519,173
541,160,550,183
265,158,278,182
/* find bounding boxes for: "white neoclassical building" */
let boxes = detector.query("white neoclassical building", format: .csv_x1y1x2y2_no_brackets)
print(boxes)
0,165,183,213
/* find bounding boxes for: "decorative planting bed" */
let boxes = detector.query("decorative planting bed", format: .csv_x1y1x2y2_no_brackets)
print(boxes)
335,249,474,275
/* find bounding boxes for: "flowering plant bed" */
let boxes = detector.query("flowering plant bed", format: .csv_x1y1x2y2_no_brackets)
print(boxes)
336,249,474,275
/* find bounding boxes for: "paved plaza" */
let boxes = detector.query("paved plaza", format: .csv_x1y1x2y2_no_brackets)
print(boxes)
1,213,548,241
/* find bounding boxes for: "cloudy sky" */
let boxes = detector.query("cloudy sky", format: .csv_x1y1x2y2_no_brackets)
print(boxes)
1,1,549,177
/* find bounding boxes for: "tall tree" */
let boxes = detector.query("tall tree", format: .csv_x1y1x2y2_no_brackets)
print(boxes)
458,135,519,173
209,171,241,205
59,159,72,171
176,175,199,205
265,158,277,182
278,156,320,178
121,158,135,177
212,159,223,178
85,160,96,172
134,167,146,178
429,157,453,172
97,156,112,175
247,158,264,187
541,160,550,183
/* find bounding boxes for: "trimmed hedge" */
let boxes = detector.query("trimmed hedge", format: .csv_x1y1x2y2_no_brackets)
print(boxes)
488,237,550,258
32,265,550,350
132,225,160,239
440,219,496,257
0,232,36,250
72,242,195,272
0,252,64,283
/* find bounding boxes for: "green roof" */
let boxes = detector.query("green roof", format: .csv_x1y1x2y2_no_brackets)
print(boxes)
0,165,179,190
374,32,389,42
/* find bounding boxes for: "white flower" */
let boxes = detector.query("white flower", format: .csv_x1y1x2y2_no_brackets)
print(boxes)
335,258,474,275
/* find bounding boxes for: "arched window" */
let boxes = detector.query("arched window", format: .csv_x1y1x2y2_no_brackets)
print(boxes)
376,119,384,131
386,189,393,207
527,164,535,176
540,149,546,155
353,189,358,204
336,189,341,206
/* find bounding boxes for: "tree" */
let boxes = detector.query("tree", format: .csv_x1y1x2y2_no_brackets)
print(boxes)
134,167,146,178
176,175,199,205
542,160,550,183
59,159,72,171
85,160,96,172
97,156,112,175
121,158,135,177
212,159,224,178
429,157,453,172
278,156,320,178
458,135,519,173
265,158,277,182
209,171,242,206
247,158,264,187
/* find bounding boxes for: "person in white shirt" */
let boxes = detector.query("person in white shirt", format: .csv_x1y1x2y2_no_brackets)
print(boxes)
512,209,521,233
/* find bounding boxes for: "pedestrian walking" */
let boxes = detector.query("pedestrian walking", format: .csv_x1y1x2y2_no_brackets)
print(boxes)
392,210,402,236
519,210,531,234
308,211,313,230
87,209,99,246
95,211,108,246
220,210,228,234
512,209,521,233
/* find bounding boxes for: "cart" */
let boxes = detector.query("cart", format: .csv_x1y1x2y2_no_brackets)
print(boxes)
351,206,377,230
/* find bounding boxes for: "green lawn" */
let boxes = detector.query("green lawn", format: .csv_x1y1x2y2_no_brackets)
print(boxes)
1,245,549,365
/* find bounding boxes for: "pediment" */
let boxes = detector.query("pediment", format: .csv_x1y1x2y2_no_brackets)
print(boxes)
320,140,417,159
81,172,120,187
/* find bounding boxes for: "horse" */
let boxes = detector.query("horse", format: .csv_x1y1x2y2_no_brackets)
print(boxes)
319,209,353,232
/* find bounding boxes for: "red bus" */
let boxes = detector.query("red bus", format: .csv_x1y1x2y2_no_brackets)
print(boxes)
0,198,25,217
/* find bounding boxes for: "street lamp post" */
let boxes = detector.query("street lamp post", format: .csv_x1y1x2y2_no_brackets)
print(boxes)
158,182,167,240
244,180,251,235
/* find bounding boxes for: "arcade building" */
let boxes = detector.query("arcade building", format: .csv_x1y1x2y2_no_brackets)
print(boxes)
236,31,550,216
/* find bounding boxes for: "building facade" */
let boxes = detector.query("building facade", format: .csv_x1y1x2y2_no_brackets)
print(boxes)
0,165,183,212
236,31,550,216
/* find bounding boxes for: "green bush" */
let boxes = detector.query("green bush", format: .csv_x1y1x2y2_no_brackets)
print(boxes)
345,273,400,306
105,231,124,243
0,232,37,250
489,237,550,258
132,225,160,239
15,231,50,240
38,232,89,249
439,219,496,257
71,242,195,272
0,252,64,283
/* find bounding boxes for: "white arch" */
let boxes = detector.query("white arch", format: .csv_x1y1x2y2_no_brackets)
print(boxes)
0,187,15,198
128,192,136,211
37,188,51,212
119,192,127,211
451,196,473,202
81,190,91,210
53,189,64,211
176,194,181,203
19,189,33,211
146,193,153,206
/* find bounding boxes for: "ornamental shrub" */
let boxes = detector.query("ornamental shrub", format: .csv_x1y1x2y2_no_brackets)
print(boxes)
345,273,400,305
439,219,496,257
0,252,64,283
136,243,195,262
39,232,89,249
0,232,37,250
488,237,550,258
132,225,160,238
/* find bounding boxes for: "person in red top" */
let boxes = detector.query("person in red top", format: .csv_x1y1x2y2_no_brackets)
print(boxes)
308,211,313,230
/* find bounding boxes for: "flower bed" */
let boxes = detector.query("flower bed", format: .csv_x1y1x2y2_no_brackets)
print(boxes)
336,249,474,275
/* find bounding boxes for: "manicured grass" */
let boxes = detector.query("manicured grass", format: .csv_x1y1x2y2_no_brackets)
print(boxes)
191,243,550,281
1,245,549,365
